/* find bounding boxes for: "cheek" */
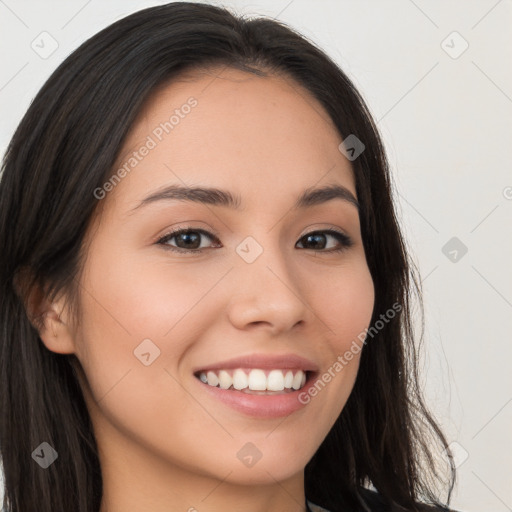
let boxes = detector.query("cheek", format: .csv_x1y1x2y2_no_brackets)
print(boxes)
73,252,232,407
79,252,224,347
73,259,220,467
302,259,375,350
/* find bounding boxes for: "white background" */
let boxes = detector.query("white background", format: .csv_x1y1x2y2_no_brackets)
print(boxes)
1,1,511,511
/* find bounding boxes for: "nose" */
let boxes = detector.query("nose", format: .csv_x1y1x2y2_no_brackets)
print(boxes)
226,242,311,335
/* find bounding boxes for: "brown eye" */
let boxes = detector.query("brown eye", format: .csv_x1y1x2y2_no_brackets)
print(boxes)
296,229,353,253
157,228,221,253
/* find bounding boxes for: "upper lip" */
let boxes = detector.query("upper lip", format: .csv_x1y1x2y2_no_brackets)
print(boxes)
193,353,320,374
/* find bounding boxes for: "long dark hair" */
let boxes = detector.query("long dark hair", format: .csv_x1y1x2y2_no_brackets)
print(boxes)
0,3,456,511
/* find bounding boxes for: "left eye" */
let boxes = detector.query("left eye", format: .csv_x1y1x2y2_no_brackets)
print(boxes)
296,229,353,252
156,228,353,254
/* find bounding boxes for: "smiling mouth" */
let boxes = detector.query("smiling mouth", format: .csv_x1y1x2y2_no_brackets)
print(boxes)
194,368,312,394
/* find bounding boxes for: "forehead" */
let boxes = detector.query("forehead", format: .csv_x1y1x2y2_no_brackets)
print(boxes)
104,66,356,215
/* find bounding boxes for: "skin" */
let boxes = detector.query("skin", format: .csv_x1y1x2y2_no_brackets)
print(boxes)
33,67,375,512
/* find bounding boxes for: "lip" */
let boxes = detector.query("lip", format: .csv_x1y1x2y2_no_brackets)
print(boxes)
191,353,320,419
192,353,320,374
194,369,319,418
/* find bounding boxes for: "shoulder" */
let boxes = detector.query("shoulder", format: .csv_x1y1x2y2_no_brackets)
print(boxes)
358,487,462,512
307,500,331,512
307,488,463,512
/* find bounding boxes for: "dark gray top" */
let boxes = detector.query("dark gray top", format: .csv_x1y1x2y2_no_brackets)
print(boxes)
306,487,460,512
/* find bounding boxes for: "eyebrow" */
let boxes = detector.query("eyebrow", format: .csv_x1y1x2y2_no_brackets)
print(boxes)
129,183,360,213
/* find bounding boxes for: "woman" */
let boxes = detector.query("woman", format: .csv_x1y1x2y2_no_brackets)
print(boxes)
0,2,457,511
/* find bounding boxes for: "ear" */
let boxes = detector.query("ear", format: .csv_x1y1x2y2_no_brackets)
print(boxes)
14,268,77,355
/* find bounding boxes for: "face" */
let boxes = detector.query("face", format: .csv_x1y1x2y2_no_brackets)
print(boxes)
65,67,374,494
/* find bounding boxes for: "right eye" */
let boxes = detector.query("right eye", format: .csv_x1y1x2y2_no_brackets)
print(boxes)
156,228,222,254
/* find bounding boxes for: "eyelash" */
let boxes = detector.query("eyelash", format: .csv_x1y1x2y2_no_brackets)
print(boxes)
156,226,354,254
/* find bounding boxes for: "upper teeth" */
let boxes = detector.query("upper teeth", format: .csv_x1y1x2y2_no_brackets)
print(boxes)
198,369,307,391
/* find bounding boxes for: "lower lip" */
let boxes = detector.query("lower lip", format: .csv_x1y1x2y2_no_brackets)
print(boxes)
194,372,318,418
